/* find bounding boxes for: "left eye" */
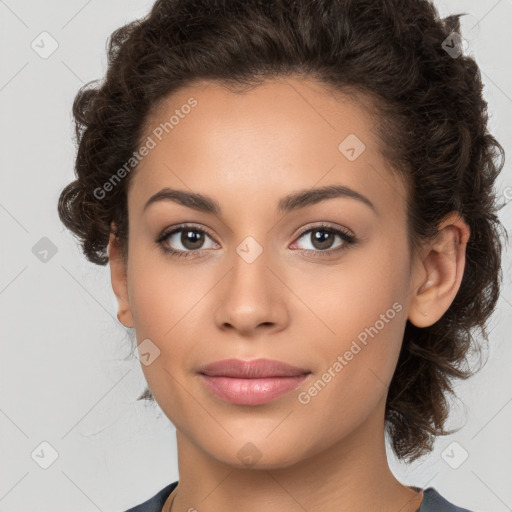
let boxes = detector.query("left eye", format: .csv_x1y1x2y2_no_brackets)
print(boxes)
292,226,355,252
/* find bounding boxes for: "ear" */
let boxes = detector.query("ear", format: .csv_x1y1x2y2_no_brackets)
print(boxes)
108,230,134,328
408,212,470,328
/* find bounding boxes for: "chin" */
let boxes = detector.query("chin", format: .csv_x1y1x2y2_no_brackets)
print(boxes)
200,433,313,471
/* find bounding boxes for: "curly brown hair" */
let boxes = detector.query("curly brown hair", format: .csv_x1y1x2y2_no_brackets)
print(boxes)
57,0,507,463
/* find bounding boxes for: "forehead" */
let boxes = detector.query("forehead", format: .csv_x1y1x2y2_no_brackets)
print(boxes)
142,76,377,149
129,76,407,219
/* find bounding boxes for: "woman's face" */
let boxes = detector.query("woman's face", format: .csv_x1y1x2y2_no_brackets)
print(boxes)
110,77,426,468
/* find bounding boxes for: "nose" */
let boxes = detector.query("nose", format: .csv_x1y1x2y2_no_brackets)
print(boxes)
213,246,289,336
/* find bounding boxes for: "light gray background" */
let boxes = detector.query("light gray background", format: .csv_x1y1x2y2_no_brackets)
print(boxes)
1,1,511,511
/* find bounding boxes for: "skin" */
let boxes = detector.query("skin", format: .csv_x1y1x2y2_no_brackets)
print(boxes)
108,76,470,512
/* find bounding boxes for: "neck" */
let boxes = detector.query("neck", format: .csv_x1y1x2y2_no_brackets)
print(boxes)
170,396,422,512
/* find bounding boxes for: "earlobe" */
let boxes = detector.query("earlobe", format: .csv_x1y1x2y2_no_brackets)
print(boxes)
408,212,470,328
108,231,134,328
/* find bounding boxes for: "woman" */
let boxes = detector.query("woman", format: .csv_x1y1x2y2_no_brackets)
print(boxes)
58,0,506,510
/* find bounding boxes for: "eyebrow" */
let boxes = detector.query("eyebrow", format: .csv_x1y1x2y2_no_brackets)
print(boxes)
142,184,377,215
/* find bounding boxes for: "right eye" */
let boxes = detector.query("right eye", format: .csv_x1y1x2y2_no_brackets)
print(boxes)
156,224,220,258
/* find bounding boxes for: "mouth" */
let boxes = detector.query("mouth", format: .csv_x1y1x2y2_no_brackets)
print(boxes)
198,358,311,405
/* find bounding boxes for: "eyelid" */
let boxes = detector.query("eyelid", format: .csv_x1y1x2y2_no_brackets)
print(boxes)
293,221,355,240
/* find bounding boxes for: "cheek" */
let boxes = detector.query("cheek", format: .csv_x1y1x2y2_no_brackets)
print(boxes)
293,300,407,449
125,251,214,400
126,255,202,425
296,244,409,417
297,237,408,350
126,249,207,338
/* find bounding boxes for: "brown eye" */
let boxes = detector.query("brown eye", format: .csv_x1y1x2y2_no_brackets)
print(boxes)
308,229,336,250
157,224,219,257
179,229,205,250
292,224,357,257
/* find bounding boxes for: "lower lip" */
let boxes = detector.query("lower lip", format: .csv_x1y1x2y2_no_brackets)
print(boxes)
200,374,309,405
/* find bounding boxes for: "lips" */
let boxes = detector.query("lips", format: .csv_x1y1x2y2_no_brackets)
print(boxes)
198,358,311,405
198,358,310,378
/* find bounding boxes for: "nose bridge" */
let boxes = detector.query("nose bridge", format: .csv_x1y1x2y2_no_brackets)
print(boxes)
229,234,274,302
213,233,288,332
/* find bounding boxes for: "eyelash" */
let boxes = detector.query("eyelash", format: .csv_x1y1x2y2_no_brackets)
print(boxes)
156,222,357,259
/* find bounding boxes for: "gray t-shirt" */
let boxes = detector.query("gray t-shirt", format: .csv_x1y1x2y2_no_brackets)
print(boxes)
414,486,474,511
124,481,475,511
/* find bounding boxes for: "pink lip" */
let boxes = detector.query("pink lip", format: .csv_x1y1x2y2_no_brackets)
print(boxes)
198,358,311,405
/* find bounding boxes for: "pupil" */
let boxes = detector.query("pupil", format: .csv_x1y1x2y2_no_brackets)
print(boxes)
182,230,204,249
312,230,333,250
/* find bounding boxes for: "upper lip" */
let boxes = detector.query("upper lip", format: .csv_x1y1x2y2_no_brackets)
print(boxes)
199,358,311,378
